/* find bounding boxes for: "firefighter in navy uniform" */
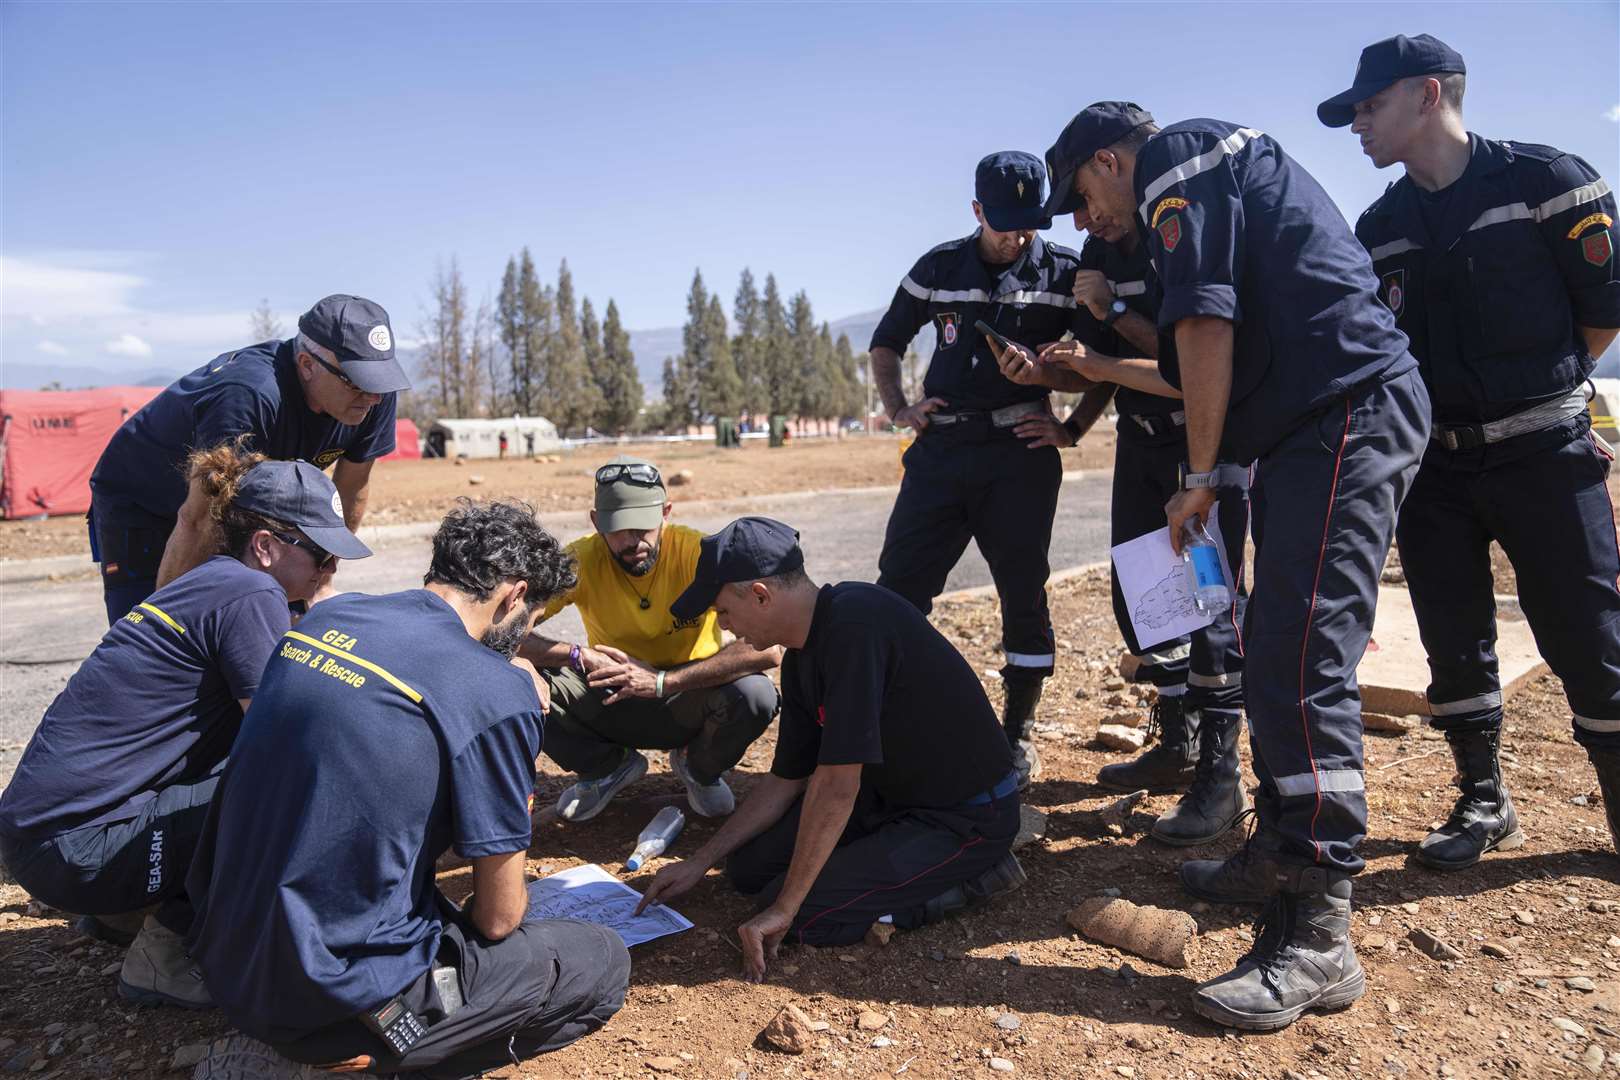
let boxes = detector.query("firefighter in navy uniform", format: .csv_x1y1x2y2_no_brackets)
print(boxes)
869,151,1085,789
1321,34,1620,867
1039,107,1430,1029
1041,104,1250,847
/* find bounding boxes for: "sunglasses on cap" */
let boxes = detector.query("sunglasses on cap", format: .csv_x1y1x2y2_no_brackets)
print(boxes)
595,462,662,487
271,530,338,572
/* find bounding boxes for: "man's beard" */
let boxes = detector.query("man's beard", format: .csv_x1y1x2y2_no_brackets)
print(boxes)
614,541,660,578
480,605,534,659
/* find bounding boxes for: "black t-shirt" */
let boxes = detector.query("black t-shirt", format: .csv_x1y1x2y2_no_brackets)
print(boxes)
771,583,1012,808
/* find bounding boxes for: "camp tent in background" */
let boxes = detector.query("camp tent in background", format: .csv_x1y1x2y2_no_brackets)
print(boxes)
426,416,560,460
379,418,421,461
0,387,162,520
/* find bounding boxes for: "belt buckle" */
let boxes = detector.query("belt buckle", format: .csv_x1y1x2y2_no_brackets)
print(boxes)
1441,424,1483,451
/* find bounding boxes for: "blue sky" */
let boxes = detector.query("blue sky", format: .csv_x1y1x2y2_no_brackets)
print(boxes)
3,1,1617,382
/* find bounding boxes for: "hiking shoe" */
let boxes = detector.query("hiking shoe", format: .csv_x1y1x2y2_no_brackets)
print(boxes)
556,750,649,822
1098,696,1199,793
189,1033,346,1079
1415,728,1523,870
965,851,1028,902
1151,710,1249,846
1193,865,1364,1031
118,915,213,1010
1179,810,1281,905
669,746,735,818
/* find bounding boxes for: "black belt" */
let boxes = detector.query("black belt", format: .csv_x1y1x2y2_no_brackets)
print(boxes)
1126,410,1187,438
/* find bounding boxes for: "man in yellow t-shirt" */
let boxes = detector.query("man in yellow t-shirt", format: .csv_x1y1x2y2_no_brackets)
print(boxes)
523,457,782,822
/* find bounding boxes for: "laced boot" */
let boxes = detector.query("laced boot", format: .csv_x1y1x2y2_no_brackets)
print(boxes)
1097,695,1199,793
1193,863,1364,1031
1002,673,1044,791
1152,710,1249,845
1414,728,1523,870
1586,746,1620,856
1179,810,1282,905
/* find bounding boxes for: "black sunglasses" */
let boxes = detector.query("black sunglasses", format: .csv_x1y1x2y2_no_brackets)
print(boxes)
302,349,361,391
271,531,338,572
595,462,662,487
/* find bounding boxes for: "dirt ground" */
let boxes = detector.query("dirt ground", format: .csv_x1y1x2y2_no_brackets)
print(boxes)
4,566,1619,1079
0,433,1116,563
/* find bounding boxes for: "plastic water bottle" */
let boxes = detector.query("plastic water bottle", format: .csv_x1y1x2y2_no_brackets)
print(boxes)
625,806,686,871
1182,519,1231,616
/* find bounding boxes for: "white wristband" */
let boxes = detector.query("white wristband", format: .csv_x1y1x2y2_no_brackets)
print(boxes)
655,670,666,699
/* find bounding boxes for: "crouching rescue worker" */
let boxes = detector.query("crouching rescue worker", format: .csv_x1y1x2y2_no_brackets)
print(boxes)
185,500,629,1077
0,447,371,1007
636,517,1026,979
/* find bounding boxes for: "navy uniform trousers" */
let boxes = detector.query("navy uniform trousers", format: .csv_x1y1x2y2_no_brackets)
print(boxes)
1109,429,1248,715
1247,367,1431,874
877,421,1060,677
1397,424,1620,751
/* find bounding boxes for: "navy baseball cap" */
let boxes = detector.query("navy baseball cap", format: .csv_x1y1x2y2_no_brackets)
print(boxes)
671,516,804,621
296,294,412,394
1043,102,1155,218
975,152,1052,232
235,460,372,560
1317,34,1466,128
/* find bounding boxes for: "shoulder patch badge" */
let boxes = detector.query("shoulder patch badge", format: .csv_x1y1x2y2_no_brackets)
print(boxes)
1157,213,1183,253
314,448,344,467
1581,230,1614,268
935,311,959,347
1381,269,1406,317
1567,212,1614,240
1150,196,1189,229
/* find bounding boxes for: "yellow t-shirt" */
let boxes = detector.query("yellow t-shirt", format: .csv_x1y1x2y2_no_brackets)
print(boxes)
541,524,723,668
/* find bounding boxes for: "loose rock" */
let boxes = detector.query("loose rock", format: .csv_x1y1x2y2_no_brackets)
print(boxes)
668,469,696,486
989,1058,1015,1073
1512,909,1536,926
994,1013,1021,1031
646,1057,682,1073
1096,725,1146,752
1067,897,1196,968
1099,790,1148,836
1409,929,1463,961
871,1035,892,1048
759,1004,815,1054
467,474,485,486
1482,941,1513,959
865,921,896,947
1568,976,1597,992
171,1044,209,1070
856,1010,889,1032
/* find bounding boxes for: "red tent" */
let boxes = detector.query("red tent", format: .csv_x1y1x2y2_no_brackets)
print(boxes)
0,386,162,520
380,418,420,461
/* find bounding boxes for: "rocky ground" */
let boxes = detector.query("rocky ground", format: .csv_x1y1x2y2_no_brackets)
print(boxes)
3,565,1619,1079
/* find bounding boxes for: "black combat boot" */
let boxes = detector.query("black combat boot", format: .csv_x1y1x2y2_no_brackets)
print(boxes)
1415,728,1523,870
1192,864,1364,1031
1586,747,1620,855
1002,673,1044,791
1179,810,1282,905
1097,695,1199,793
1152,710,1250,846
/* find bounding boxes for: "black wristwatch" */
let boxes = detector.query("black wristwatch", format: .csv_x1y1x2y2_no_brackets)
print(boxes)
1062,417,1083,442
1102,298,1128,326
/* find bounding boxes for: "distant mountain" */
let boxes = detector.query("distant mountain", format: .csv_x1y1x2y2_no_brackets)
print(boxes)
0,360,181,391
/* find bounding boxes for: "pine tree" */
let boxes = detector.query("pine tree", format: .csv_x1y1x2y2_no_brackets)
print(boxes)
579,297,604,433
497,257,522,411
732,269,763,419
699,294,742,418
760,274,795,416
597,299,643,434
788,290,820,425
517,250,551,416
543,259,601,435
661,355,695,432
418,257,481,417
834,332,863,423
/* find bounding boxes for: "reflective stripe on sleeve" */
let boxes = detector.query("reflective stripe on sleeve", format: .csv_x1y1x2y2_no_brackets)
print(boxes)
1138,127,1264,219
1464,179,1614,235
1367,237,1422,261
1575,713,1620,734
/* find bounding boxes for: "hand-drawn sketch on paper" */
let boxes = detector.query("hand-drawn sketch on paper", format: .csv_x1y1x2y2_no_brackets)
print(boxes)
524,864,693,947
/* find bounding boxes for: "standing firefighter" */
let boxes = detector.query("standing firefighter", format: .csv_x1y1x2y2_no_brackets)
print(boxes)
1322,34,1620,866
869,151,1085,788
1045,105,1430,1029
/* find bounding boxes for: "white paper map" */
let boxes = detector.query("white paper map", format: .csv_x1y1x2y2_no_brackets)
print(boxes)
1110,518,1233,650
524,864,693,947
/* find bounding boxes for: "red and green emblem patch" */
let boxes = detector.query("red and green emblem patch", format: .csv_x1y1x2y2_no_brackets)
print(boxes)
1582,229,1614,268
1158,213,1183,253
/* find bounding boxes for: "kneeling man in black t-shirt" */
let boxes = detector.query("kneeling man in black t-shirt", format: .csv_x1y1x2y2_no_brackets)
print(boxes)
638,516,1025,980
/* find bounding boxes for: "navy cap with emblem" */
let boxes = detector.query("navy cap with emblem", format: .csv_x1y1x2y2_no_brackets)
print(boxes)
1317,34,1466,128
1042,101,1155,218
234,459,373,560
671,516,804,621
974,151,1052,233
296,294,412,395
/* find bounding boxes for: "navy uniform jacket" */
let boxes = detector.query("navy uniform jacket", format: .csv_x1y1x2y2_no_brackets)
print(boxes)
1134,120,1415,463
1356,134,1620,426
91,339,398,522
1071,236,1183,445
870,231,1086,412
